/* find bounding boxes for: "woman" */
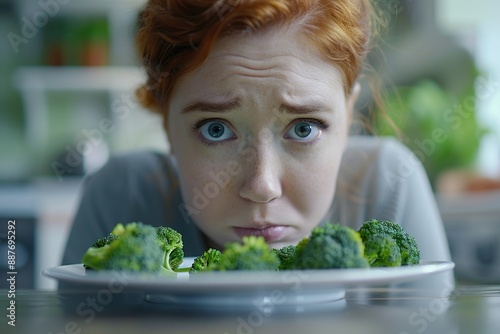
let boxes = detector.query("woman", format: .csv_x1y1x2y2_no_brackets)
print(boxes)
62,0,453,288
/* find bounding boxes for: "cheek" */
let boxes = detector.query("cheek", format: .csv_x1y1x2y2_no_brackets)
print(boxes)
293,157,339,206
177,160,223,205
289,138,346,219
174,149,240,219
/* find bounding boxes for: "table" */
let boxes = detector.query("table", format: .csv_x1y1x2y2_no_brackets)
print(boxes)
1,284,499,334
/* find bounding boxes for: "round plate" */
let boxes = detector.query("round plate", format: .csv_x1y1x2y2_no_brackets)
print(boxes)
43,259,454,310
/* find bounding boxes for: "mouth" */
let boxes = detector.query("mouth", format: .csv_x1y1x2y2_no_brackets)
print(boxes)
233,225,289,243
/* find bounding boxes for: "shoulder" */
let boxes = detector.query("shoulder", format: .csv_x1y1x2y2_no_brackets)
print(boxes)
84,150,175,190
78,150,179,223
343,135,413,166
87,150,171,179
333,136,428,227
340,136,418,187
72,150,181,235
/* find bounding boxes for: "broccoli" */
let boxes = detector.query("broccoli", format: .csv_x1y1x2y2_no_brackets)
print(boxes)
208,236,280,271
362,234,402,267
81,222,163,272
155,226,185,273
83,233,119,269
273,245,297,270
90,232,119,248
189,248,223,273
358,219,420,266
293,223,369,270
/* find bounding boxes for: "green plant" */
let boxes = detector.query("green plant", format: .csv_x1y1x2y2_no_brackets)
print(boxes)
374,79,489,187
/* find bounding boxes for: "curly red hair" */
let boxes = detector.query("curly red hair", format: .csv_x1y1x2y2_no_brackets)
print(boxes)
136,0,374,115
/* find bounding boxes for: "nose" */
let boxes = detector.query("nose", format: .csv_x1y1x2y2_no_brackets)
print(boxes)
239,145,282,204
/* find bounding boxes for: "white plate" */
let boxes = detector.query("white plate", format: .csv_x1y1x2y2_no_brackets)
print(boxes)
43,259,454,311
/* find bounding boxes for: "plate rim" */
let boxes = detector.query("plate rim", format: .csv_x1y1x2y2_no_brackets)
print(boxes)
43,259,455,293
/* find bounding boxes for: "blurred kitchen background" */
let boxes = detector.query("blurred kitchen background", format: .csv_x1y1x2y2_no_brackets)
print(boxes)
0,0,499,289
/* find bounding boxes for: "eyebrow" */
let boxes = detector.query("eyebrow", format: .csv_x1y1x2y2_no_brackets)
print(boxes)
278,102,330,115
181,99,330,114
181,100,241,114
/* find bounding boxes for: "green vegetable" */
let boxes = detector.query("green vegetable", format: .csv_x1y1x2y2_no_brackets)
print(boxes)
155,226,184,273
81,219,421,274
358,219,420,266
82,233,119,269
362,234,402,267
190,248,223,273
273,245,297,270
81,222,163,272
208,236,280,271
293,223,369,269
90,232,119,248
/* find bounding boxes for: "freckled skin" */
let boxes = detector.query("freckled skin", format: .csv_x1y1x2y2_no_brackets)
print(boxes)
167,26,358,250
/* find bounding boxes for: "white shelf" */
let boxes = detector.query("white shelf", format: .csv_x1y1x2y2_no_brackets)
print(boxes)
13,66,146,91
13,0,151,148
13,66,148,148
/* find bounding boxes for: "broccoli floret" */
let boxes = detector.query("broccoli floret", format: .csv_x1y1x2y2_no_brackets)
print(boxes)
273,245,297,270
91,233,119,248
293,223,369,269
362,234,402,267
83,233,119,270
155,226,184,273
209,236,280,271
189,248,223,273
81,222,163,272
358,219,420,266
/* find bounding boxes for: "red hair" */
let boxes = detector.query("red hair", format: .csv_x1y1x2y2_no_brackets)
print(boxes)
136,0,374,115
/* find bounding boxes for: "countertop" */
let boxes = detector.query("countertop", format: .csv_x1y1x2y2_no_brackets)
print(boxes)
2,284,499,334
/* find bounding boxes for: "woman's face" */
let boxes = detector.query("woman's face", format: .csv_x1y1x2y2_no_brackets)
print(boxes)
168,26,357,249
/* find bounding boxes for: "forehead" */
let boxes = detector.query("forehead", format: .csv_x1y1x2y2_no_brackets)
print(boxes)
169,26,345,106
211,25,312,61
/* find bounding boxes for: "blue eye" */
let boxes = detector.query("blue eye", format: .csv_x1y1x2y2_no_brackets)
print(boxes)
286,121,321,141
199,121,235,142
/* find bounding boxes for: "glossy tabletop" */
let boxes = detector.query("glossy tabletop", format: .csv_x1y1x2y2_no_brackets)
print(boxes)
1,284,499,334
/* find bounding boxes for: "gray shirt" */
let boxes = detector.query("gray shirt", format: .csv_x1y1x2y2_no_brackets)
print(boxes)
62,136,454,289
